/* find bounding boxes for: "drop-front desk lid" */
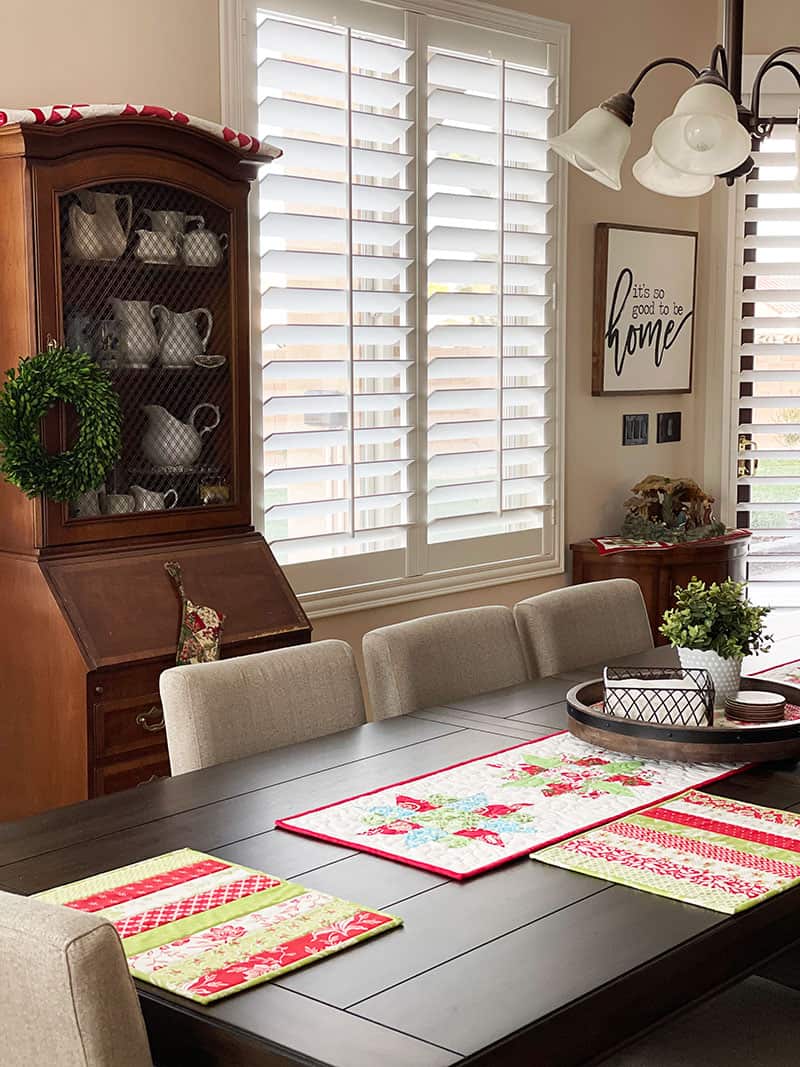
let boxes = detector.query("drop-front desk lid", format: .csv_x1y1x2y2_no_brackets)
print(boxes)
39,533,309,670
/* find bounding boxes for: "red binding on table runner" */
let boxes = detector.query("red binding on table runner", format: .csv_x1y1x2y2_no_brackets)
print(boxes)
276,732,746,880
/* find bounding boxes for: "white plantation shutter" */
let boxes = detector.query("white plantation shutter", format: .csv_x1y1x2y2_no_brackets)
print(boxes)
424,33,554,570
734,113,800,616
257,2,565,597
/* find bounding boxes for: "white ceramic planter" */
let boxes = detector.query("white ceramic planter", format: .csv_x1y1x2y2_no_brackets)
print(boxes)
677,647,742,707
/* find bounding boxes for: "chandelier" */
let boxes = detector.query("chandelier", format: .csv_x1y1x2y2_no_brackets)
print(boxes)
550,0,799,196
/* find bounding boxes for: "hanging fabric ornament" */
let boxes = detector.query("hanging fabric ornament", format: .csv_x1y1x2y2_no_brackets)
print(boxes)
165,561,225,665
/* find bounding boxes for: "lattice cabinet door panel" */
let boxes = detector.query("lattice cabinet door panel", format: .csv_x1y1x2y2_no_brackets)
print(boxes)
32,152,252,546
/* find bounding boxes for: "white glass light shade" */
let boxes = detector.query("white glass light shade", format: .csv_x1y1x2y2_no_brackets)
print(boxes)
548,106,631,190
632,147,714,197
651,79,751,175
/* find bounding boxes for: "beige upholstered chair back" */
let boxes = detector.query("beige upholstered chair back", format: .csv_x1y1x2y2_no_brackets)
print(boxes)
160,640,366,774
0,889,152,1067
363,606,528,719
513,578,654,677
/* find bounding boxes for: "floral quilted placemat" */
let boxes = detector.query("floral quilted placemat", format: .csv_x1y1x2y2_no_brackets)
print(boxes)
533,790,800,914
36,848,401,1004
276,735,743,880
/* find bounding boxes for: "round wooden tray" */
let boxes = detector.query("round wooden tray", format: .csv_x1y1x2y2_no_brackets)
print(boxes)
566,676,800,763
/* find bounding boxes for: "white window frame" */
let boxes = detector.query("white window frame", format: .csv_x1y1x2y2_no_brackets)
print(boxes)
220,0,569,617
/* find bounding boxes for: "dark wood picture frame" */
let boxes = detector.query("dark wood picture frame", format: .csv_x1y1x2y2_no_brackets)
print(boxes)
592,222,698,397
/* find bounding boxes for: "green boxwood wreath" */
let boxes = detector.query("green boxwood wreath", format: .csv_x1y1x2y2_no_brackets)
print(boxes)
0,346,122,503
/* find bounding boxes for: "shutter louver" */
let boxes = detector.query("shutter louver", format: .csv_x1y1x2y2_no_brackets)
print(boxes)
735,129,800,614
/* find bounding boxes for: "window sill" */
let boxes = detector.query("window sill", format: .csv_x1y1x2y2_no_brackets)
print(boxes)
298,550,564,619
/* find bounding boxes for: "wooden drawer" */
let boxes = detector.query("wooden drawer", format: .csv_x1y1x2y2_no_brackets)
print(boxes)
93,752,171,796
93,693,167,759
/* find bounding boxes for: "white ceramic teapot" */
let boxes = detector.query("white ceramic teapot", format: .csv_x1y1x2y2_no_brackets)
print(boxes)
141,404,221,469
66,191,132,260
151,306,213,369
180,229,228,268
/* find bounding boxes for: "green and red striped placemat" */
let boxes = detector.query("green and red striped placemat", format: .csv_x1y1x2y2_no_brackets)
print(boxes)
534,789,800,913
36,848,401,1003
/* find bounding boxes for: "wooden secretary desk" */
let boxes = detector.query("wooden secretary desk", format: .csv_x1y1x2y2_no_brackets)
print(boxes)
0,117,310,820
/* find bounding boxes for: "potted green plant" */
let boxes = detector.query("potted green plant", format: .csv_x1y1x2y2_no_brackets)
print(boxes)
660,577,772,706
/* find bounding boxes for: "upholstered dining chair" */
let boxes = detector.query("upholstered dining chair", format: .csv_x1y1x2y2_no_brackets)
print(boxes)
362,606,529,719
513,578,654,678
160,640,366,774
0,889,152,1067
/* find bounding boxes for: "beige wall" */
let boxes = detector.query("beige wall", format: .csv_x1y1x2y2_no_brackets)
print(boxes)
0,0,222,120
0,0,724,690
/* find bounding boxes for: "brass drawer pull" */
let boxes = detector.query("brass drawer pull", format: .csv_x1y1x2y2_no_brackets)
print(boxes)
136,706,165,733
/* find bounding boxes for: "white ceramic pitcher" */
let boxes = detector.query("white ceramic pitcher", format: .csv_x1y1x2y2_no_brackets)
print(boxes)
151,306,213,369
67,191,132,260
141,404,221,468
111,299,159,368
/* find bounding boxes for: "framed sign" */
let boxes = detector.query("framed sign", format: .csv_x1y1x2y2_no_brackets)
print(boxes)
592,223,697,396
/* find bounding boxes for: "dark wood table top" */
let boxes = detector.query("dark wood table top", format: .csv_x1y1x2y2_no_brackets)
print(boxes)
2,646,799,1067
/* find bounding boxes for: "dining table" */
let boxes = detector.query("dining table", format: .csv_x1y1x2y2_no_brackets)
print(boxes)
2,644,800,1066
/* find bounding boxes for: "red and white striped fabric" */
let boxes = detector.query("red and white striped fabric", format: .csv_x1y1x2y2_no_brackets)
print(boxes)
0,104,281,161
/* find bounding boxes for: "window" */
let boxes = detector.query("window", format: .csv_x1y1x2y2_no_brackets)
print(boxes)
733,115,800,623
244,0,567,609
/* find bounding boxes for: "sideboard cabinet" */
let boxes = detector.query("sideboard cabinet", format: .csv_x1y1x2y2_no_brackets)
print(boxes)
0,118,309,820
571,537,750,644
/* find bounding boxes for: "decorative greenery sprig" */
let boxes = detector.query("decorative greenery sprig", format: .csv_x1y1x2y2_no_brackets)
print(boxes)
0,346,121,502
660,577,772,659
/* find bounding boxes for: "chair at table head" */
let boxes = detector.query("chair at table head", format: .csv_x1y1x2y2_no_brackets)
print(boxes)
0,889,152,1067
160,639,367,774
363,606,528,719
513,578,654,678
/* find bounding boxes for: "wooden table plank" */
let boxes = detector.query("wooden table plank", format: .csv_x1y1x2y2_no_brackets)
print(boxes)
140,985,460,1067
350,887,724,1061
0,716,463,866
216,840,446,908
411,708,551,739
0,728,508,892
445,678,580,718
275,859,608,1008
508,701,569,731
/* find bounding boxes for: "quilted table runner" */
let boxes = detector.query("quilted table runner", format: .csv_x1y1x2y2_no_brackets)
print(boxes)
533,790,800,914
276,734,743,879
36,848,401,1004
752,659,800,687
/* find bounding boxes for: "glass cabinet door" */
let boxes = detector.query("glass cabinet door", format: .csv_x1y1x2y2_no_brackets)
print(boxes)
58,179,235,520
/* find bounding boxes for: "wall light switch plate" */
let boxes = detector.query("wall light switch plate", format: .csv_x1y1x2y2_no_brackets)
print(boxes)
657,411,682,443
622,413,649,446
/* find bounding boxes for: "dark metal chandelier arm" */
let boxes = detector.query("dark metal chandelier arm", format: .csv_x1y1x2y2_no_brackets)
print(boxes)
750,47,800,119
710,44,729,83
625,56,701,97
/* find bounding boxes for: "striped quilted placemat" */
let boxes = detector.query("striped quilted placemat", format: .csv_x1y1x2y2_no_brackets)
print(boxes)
533,790,800,914
36,848,401,1003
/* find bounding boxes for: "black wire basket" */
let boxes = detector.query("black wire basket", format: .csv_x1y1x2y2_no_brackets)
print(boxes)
602,666,714,727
